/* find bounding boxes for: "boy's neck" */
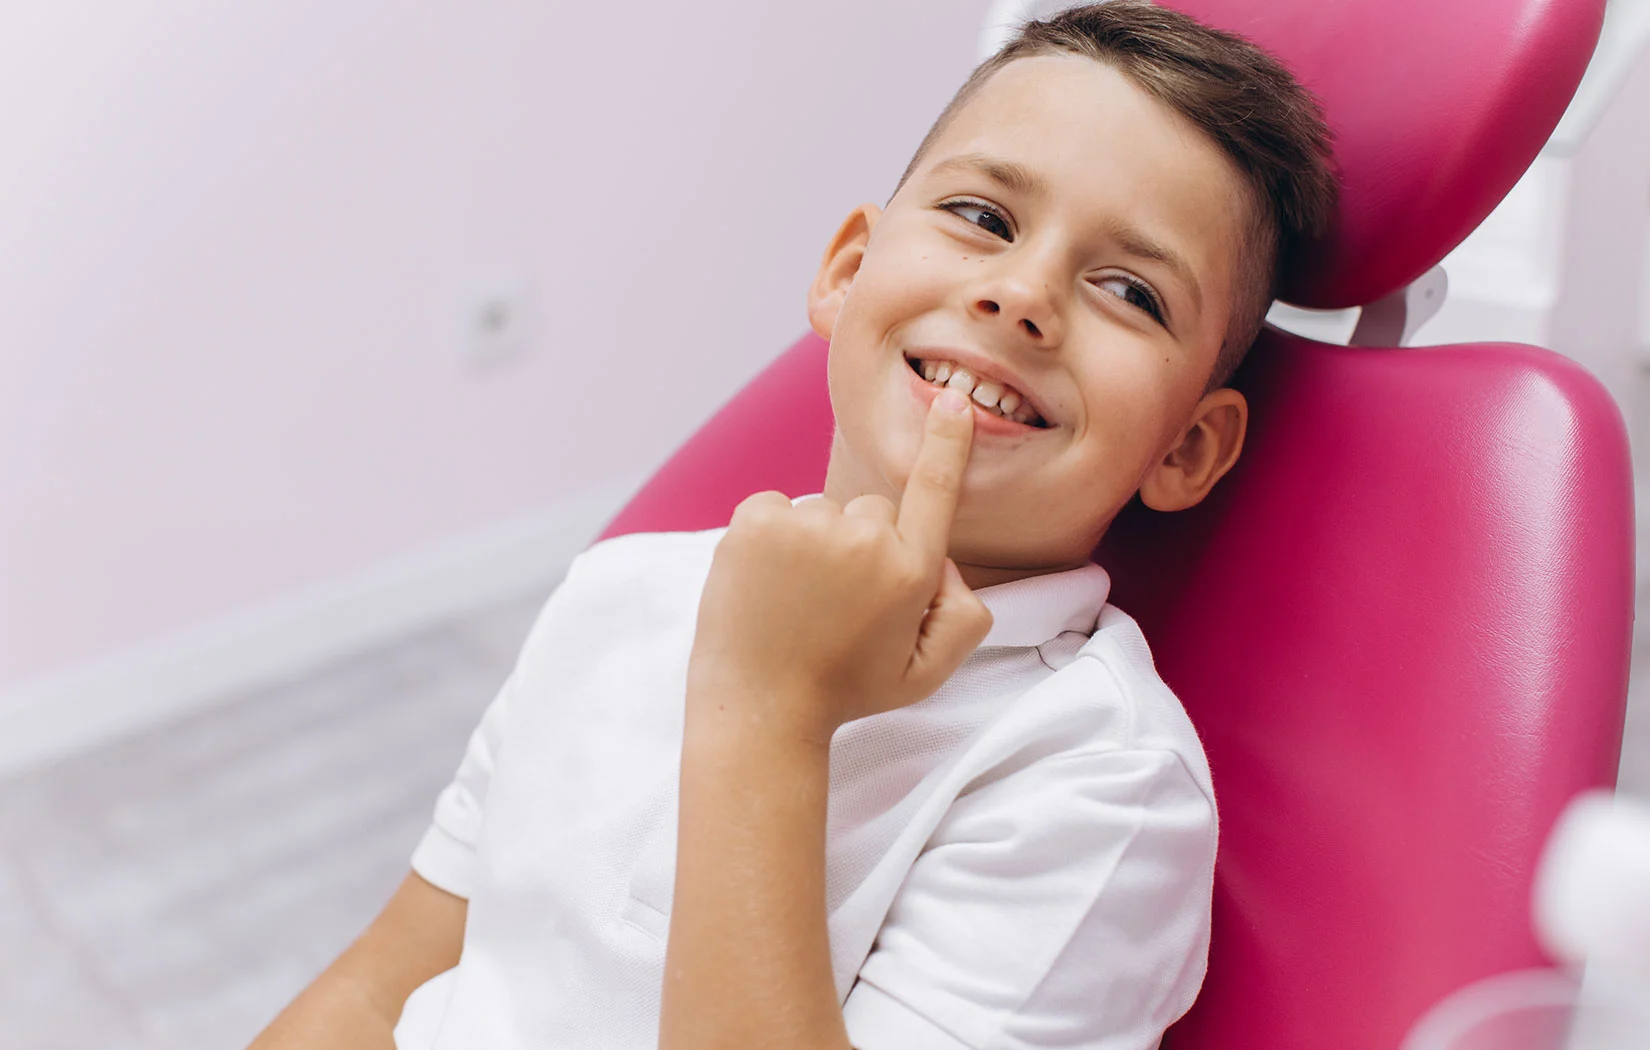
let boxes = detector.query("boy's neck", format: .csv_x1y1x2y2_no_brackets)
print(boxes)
951,559,1092,591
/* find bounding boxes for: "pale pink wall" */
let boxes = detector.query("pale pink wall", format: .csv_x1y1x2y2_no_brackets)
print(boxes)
0,1,985,686
1550,45,1650,431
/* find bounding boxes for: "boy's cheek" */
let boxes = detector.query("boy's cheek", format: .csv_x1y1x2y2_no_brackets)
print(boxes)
850,253,950,324
856,402,925,486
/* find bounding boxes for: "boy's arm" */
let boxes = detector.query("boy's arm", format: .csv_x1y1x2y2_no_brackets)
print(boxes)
248,871,465,1050
660,391,986,1050
669,704,844,1047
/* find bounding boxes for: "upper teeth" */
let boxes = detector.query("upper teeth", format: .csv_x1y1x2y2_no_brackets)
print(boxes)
915,358,1043,426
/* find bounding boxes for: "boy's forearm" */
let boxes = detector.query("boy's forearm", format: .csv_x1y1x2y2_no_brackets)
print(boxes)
249,871,465,1050
249,970,397,1050
659,693,851,1050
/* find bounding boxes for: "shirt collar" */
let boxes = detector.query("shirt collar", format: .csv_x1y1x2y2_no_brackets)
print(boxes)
789,496,1110,648
975,561,1111,648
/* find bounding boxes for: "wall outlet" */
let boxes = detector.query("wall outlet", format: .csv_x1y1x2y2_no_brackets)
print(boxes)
460,276,534,371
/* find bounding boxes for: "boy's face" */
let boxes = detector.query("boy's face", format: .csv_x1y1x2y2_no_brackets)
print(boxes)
813,55,1254,587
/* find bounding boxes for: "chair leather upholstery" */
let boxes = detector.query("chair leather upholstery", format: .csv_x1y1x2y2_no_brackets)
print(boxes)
1101,329,1632,1049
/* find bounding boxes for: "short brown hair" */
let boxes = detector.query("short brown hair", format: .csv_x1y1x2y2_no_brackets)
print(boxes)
896,0,1337,387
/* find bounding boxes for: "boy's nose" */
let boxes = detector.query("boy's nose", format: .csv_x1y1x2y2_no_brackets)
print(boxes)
971,284,1063,347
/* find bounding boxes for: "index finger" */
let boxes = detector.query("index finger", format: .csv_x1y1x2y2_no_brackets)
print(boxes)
897,387,975,563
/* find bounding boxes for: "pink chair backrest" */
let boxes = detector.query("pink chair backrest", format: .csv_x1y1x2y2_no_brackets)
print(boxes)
601,1,1634,1046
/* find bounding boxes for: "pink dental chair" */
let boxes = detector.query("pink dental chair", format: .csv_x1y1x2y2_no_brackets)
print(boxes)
598,0,1633,1047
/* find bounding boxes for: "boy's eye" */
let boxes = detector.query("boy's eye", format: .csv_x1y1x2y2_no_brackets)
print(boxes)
940,199,1014,242
1095,275,1165,324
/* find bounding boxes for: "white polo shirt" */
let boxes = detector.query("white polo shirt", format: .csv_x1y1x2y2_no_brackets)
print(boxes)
395,524,1216,1050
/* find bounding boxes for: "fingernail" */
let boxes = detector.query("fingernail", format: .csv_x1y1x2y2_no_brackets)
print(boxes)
936,388,969,413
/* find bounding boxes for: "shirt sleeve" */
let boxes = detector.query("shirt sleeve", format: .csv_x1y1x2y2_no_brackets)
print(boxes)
408,668,517,900
842,748,1217,1050
409,548,608,898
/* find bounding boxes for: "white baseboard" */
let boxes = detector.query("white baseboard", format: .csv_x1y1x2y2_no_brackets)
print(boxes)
0,474,644,781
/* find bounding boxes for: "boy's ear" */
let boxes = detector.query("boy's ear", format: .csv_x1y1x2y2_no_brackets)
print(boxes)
1138,387,1248,513
807,204,881,341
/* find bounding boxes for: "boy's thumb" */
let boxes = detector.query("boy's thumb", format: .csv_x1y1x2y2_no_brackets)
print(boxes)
910,559,993,695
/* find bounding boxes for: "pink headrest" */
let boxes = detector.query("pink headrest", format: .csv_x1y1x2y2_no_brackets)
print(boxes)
1162,0,1605,309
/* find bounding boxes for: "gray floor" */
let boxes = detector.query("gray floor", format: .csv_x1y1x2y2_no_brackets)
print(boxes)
0,593,548,1050
1,581,1647,1049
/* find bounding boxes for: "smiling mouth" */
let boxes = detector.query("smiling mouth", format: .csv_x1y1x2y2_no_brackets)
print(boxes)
905,355,1049,427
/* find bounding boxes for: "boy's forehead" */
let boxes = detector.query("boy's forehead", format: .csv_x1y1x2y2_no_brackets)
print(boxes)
948,57,1154,146
924,55,1234,202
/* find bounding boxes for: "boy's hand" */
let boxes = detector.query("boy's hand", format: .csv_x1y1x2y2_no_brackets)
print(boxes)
687,388,993,745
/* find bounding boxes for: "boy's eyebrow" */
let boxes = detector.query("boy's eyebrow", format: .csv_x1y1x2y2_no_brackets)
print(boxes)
1102,217,1204,317
928,153,1048,200
928,151,1204,319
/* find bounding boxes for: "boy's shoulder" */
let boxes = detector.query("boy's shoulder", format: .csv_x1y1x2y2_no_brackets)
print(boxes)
1050,603,1214,789
506,527,728,663
576,524,725,565
564,525,728,592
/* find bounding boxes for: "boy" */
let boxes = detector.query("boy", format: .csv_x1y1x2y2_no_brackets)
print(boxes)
253,3,1334,1048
